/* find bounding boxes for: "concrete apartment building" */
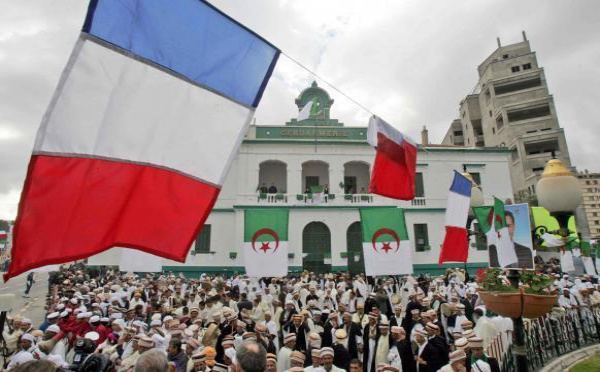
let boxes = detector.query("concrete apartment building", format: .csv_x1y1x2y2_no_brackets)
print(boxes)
577,171,600,239
442,32,572,204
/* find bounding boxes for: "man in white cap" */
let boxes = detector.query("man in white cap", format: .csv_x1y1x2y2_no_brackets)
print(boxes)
2,317,24,354
39,311,60,333
321,347,345,372
374,320,393,368
332,329,351,370
6,333,35,370
414,328,437,372
277,333,296,372
439,350,467,372
39,324,68,360
469,337,499,372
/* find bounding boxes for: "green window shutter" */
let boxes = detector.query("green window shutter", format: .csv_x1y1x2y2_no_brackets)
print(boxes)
415,173,425,197
195,224,212,253
413,224,429,252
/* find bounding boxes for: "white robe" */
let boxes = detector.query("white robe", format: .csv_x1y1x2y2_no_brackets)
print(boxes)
277,346,293,372
388,345,403,371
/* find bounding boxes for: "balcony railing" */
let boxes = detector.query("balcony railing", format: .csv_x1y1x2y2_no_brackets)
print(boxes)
235,194,440,208
249,193,376,205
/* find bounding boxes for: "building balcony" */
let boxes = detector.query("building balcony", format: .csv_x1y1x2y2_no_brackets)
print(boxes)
236,194,437,208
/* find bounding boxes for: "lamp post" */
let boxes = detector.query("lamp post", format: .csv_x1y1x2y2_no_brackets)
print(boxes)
507,156,583,372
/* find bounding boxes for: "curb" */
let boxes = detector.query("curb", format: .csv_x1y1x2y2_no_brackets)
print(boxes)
539,344,600,372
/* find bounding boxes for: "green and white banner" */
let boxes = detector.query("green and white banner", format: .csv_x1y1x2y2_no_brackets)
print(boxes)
243,209,288,277
360,208,412,276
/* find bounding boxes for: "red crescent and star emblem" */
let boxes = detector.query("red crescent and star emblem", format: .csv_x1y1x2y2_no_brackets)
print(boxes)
251,228,280,254
371,228,400,253
486,209,504,238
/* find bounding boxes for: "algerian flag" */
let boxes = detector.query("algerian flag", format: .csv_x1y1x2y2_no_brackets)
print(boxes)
360,208,412,276
472,199,518,268
243,209,288,277
311,185,325,204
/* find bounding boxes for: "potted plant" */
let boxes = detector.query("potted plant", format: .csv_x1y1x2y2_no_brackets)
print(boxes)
476,268,522,318
476,268,557,319
229,252,237,260
519,270,557,319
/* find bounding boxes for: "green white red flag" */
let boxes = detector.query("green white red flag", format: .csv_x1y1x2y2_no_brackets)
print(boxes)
243,209,288,277
472,198,518,267
360,208,412,276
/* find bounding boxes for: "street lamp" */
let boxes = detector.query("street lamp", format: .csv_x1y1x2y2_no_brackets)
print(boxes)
536,157,583,236
508,156,582,372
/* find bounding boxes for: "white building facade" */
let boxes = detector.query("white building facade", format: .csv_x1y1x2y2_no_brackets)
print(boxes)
91,83,514,276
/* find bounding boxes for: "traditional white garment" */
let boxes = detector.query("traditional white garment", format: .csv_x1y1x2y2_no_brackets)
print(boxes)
277,346,293,372
367,338,377,372
473,316,498,349
375,335,390,367
6,350,34,370
388,344,403,371
50,338,68,360
416,340,427,372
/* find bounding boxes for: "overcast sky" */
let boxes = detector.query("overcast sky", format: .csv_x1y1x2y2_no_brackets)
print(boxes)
0,0,599,219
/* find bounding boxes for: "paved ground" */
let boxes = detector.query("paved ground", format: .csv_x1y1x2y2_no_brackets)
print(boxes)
1,271,49,327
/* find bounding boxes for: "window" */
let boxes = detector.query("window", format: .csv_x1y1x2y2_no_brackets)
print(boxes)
507,104,551,122
593,212,598,217
195,224,212,253
305,176,320,190
511,66,520,73
596,220,600,225
522,63,532,70
492,127,496,134
589,188,594,193
586,181,591,185
414,224,430,252
489,110,492,117
503,54,509,59
344,176,357,194
415,173,425,197
470,172,482,188
595,180,599,185
494,77,542,95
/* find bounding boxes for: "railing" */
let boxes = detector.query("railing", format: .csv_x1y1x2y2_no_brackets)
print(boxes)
251,193,376,205
411,197,426,206
486,306,600,372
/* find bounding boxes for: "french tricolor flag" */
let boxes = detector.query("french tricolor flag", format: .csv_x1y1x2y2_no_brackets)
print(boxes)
439,171,473,264
367,116,418,200
5,0,279,281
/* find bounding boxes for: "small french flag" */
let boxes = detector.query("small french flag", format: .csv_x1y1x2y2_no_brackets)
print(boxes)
439,171,473,264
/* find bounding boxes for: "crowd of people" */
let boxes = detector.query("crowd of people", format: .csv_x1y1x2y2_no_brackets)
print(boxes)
1,264,598,372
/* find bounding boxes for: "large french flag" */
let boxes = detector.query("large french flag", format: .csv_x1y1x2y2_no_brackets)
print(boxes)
367,116,418,200
4,0,279,281
439,171,472,264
